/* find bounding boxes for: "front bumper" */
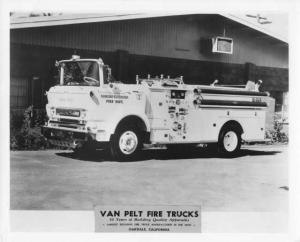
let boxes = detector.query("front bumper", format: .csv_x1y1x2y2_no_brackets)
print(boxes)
42,126,91,149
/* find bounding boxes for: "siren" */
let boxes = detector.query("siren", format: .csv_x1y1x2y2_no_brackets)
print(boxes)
71,55,80,60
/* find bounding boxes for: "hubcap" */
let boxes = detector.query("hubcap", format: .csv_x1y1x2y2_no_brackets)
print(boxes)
119,131,138,155
223,131,238,152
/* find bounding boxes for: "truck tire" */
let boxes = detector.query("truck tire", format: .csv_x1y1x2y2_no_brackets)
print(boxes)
110,126,142,161
218,126,242,157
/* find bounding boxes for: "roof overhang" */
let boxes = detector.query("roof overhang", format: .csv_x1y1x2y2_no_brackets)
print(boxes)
220,13,288,43
10,13,183,29
10,13,288,44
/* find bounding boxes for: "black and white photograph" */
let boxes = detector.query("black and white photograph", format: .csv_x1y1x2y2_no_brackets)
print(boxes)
1,1,300,241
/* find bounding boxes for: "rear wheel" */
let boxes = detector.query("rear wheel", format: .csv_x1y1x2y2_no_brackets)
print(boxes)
218,126,242,156
110,126,142,161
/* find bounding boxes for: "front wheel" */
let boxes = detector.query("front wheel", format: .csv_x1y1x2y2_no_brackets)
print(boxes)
218,126,242,156
110,126,142,161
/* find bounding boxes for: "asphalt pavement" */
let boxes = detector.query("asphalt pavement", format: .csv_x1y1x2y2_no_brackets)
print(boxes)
10,145,288,212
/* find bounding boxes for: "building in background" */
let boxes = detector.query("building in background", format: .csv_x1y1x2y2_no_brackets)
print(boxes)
10,13,288,124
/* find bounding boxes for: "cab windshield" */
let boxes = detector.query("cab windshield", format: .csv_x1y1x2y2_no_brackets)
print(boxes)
62,61,100,86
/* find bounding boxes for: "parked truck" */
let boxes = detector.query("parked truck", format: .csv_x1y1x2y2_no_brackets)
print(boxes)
43,55,269,160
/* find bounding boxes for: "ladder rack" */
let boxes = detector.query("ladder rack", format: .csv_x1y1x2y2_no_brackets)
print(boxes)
136,74,184,87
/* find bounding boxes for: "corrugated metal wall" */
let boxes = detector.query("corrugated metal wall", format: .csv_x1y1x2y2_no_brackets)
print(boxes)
10,77,30,108
10,15,288,68
10,76,45,110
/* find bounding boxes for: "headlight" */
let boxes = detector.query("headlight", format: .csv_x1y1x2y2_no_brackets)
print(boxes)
50,107,56,116
81,110,87,119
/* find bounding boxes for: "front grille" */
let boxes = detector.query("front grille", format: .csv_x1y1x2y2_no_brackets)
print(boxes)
49,119,85,130
59,118,80,124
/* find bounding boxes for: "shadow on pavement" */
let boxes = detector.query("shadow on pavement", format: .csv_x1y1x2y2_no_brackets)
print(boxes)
55,146,281,163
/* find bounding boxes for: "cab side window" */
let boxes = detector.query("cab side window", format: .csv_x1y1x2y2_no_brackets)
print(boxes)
103,66,109,84
103,65,115,84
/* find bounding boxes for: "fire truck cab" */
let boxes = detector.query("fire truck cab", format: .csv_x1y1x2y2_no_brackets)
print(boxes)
43,55,269,160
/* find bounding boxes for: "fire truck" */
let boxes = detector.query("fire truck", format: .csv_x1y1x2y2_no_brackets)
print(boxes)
43,55,269,160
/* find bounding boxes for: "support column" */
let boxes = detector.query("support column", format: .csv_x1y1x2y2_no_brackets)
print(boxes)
244,62,257,82
115,50,129,83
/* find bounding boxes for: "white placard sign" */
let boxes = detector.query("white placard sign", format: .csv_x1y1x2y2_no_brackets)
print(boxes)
94,205,201,232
